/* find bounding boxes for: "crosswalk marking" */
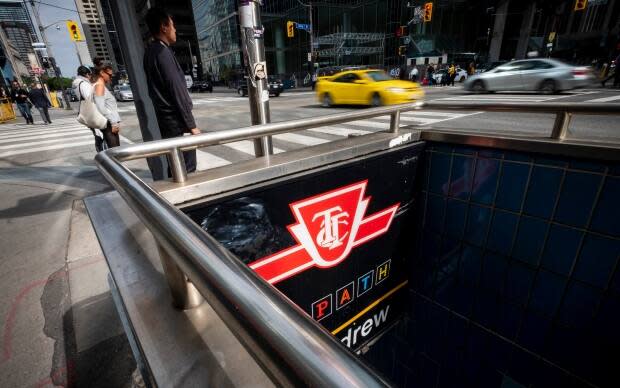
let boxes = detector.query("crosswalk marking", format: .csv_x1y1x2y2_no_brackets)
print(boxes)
585,95,620,103
307,126,371,137
0,140,95,158
0,109,474,164
196,150,231,170
224,140,285,155
274,132,329,145
0,134,93,150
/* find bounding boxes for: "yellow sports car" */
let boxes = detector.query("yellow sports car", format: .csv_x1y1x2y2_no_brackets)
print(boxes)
316,69,424,107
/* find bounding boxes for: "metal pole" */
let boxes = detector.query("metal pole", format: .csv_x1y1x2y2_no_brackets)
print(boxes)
238,0,273,156
551,111,571,140
389,110,400,133
74,41,83,66
309,2,314,74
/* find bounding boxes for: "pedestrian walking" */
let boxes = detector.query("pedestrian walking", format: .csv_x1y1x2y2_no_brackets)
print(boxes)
601,53,620,88
409,66,418,82
427,64,435,86
448,63,456,86
144,7,200,175
73,65,107,151
92,62,121,148
468,62,476,76
28,83,52,124
10,81,34,124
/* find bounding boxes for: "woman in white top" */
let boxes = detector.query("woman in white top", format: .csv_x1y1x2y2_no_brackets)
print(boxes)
73,65,107,151
92,62,121,147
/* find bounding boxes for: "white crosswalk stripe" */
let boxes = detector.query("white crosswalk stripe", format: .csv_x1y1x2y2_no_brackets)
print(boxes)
584,94,620,103
0,121,125,158
0,110,473,167
117,96,244,112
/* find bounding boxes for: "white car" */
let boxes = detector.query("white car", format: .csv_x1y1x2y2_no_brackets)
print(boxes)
464,58,593,93
113,84,133,101
433,68,468,83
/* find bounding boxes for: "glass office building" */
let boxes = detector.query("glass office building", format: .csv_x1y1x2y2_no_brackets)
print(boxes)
191,0,495,80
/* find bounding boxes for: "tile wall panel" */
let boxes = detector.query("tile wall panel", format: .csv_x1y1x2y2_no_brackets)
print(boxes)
363,143,620,388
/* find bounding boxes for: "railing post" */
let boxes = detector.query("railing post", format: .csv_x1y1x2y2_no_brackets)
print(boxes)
157,244,204,309
550,111,572,140
389,110,401,133
169,148,188,183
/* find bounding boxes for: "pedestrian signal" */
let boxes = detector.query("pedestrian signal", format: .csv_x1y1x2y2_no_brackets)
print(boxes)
424,2,433,22
574,0,587,10
66,20,83,41
398,46,406,56
287,21,294,38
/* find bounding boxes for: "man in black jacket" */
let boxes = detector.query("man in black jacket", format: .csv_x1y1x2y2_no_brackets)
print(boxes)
28,83,52,124
143,7,200,175
10,81,34,124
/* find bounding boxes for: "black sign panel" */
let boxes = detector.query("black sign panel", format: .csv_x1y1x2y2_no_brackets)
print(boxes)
186,143,423,351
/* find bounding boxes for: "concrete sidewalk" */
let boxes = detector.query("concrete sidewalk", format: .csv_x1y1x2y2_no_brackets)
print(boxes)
0,107,150,387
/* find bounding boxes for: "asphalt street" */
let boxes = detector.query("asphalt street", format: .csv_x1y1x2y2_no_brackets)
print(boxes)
0,84,619,386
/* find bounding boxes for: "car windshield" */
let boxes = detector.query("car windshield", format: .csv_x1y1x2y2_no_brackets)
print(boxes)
120,85,131,91
365,71,391,82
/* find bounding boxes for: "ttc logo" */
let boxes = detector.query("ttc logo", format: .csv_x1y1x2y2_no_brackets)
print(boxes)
249,181,399,284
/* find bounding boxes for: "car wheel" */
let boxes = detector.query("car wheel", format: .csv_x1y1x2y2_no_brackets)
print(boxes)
322,93,332,108
472,80,487,93
540,79,557,94
370,93,382,107
459,76,465,82
275,93,280,97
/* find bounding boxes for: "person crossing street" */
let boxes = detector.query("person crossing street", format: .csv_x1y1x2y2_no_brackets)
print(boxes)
10,81,34,124
28,83,52,124
448,63,456,86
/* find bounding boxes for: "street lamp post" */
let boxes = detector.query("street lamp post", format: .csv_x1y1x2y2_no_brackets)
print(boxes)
28,1,72,109
297,0,315,75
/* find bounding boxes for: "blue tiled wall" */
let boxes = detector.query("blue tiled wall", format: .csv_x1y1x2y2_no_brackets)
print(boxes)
363,143,620,388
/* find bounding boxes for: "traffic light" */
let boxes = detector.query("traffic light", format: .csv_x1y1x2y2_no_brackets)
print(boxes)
396,26,406,37
424,2,433,22
66,20,83,41
398,46,406,56
574,0,587,11
287,21,294,38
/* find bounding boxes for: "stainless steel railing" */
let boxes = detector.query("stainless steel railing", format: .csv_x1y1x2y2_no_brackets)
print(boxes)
96,100,620,387
422,101,620,140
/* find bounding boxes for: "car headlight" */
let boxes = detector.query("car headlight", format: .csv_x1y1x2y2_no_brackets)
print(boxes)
279,83,283,87
387,87,406,93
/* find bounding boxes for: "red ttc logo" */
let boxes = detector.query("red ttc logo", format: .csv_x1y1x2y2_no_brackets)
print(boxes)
249,180,400,284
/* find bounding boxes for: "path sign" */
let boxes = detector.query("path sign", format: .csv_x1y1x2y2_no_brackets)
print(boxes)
190,142,424,351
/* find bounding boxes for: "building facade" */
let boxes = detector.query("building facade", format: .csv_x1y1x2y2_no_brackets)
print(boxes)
190,0,620,80
0,23,29,86
0,0,41,75
75,0,117,67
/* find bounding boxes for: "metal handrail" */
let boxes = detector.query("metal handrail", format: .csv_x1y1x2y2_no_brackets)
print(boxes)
423,101,620,140
96,100,620,387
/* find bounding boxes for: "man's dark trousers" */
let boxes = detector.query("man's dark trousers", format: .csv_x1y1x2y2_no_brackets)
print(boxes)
157,113,196,176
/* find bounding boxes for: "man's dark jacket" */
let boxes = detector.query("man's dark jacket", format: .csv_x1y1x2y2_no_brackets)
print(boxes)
28,89,51,108
10,88,29,104
143,39,196,138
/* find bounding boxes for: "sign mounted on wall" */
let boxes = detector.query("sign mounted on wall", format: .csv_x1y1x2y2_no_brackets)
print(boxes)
188,141,424,351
